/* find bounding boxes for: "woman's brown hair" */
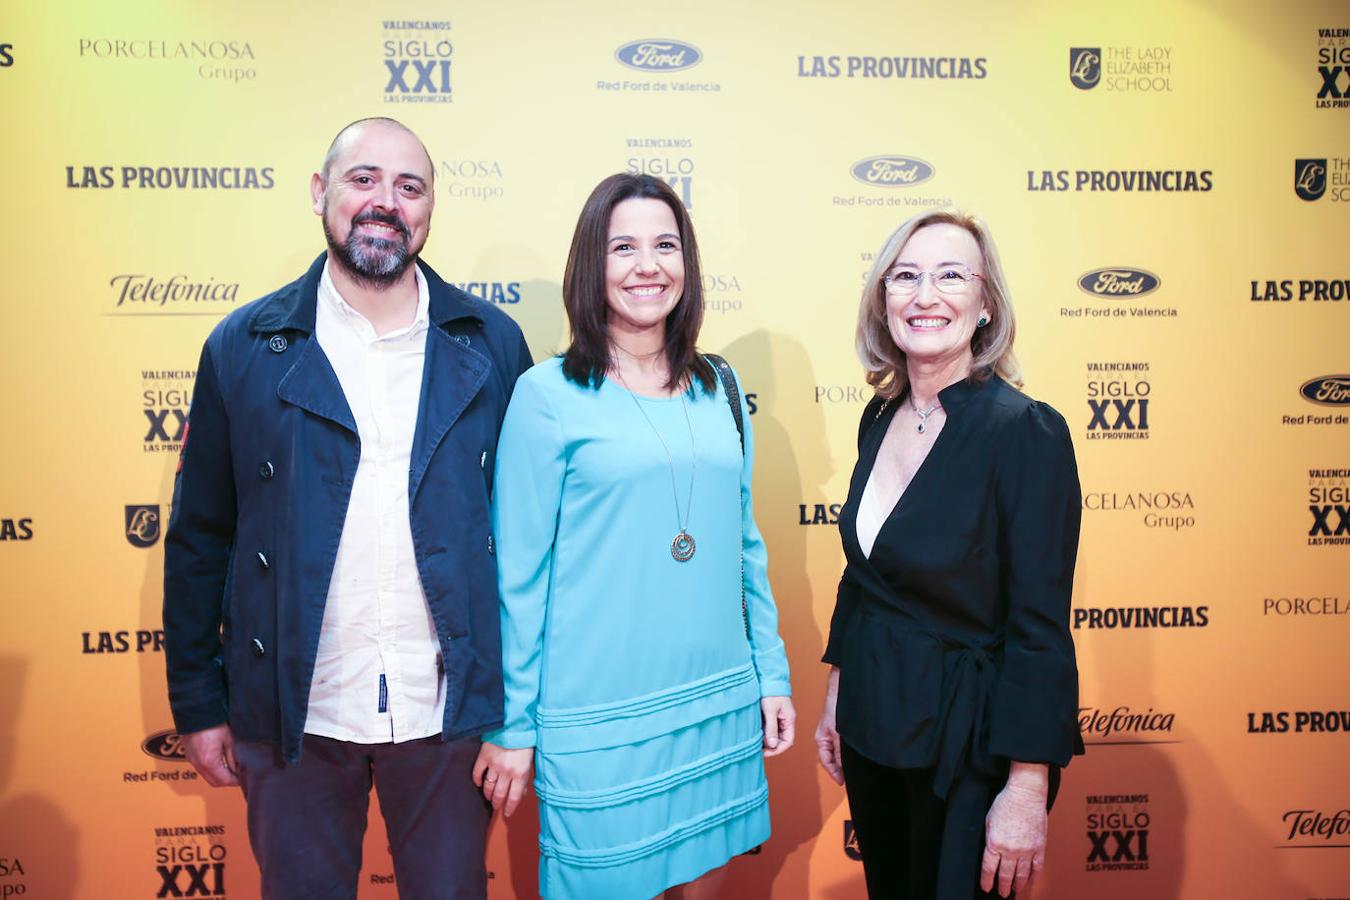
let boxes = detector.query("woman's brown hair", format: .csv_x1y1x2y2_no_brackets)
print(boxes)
561,173,715,394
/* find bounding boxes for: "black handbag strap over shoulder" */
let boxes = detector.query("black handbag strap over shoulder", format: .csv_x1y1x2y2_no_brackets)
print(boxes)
702,352,751,638
703,353,744,455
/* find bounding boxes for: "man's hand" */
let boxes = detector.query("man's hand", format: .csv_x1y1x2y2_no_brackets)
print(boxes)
182,724,239,787
472,742,534,817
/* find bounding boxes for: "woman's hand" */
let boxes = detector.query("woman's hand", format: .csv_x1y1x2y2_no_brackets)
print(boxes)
761,696,796,757
814,667,844,785
981,762,1050,897
472,741,534,816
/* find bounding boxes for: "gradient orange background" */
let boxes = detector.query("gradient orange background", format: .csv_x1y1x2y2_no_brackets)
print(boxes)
1,1,1347,897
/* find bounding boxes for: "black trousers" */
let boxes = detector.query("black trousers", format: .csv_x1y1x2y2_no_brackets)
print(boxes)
841,741,1007,900
235,733,491,900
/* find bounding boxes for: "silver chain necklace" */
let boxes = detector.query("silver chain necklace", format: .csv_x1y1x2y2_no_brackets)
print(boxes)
911,395,942,433
613,369,698,562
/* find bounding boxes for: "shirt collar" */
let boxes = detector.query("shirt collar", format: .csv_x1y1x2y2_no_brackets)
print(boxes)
318,260,430,339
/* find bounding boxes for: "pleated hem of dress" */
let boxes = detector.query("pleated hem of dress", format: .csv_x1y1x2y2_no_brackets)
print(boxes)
539,785,770,900
536,662,760,753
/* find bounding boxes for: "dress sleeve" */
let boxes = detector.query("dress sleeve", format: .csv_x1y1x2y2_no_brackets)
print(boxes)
482,372,565,749
987,401,1083,766
732,367,792,698
162,338,236,735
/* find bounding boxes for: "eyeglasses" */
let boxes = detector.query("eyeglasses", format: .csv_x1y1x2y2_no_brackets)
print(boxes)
882,264,984,296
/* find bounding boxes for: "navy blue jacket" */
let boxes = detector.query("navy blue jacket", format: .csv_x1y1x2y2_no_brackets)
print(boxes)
163,253,531,764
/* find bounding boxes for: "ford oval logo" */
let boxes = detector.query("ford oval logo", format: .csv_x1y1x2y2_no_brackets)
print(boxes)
850,156,935,188
1300,375,1350,406
1077,267,1161,297
142,729,189,762
615,39,702,72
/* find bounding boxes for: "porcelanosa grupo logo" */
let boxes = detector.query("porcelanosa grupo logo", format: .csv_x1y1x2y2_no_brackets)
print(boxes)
616,39,701,72
1078,268,1160,297
1296,159,1328,201
1070,48,1101,89
1302,375,1350,406
850,155,934,188
78,37,257,83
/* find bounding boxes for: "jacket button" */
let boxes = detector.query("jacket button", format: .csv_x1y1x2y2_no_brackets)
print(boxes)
252,638,265,657
487,535,495,555
268,334,288,353
259,461,274,479
257,551,270,570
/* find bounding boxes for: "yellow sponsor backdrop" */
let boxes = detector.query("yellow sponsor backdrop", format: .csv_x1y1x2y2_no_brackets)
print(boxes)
1,0,1347,897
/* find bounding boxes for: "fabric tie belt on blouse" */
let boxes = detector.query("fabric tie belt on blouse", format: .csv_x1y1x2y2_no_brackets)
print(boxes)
929,632,1002,800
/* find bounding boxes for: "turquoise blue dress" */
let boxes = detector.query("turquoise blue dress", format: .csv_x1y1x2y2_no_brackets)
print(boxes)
484,356,792,899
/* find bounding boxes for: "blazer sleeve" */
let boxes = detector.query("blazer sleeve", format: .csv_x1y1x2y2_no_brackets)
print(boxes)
731,366,791,698
162,338,236,735
482,372,565,749
821,396,885,666
987,401,1083,765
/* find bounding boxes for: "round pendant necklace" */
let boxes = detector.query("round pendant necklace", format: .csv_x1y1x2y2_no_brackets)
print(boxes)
911,396,942,433
613,369,698,562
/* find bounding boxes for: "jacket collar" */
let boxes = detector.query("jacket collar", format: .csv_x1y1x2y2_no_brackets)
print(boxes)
248,252,484,335
933,366,996,411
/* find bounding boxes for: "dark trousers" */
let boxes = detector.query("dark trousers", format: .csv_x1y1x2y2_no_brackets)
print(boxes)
841,741,1006,900
234,733,490,900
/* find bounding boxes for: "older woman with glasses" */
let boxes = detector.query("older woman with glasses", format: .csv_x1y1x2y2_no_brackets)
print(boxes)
814,209,1083,899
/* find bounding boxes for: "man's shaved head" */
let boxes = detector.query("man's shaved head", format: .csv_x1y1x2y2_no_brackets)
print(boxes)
319,117,434,184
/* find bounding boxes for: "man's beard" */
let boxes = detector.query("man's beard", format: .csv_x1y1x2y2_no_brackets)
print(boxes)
323,207,418,288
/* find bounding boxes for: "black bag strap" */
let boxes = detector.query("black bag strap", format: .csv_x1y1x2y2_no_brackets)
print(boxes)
703,353,744,455
702,353,750,637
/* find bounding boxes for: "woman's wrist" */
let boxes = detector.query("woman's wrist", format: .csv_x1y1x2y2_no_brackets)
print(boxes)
1005,761,1050,799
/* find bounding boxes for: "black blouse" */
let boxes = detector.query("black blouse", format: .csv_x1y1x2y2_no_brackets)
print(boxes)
823,373,1083,799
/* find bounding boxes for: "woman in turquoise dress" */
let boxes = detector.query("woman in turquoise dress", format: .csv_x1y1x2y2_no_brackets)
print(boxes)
473,173,795,899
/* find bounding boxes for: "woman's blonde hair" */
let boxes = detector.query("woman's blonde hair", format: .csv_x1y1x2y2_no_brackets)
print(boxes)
855,209,1022,400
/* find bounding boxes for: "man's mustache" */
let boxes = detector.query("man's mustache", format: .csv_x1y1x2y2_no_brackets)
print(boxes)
351,210,410,239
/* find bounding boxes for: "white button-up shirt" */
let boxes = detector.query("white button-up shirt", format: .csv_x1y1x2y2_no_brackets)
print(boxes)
305,261,446,744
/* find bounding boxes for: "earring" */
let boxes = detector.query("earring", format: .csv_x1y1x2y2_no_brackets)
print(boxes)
976,314,990,328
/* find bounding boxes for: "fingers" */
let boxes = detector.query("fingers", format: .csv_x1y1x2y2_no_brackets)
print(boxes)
504,775,527,817
480,768,500,804
222,734,240,783
775,705,796,753
998,853,1017,898
762,701,781,752
814,723,844,784
185,729,238,787
979,847,999,894
1025,853,1044,893
196,752,238,787
471,747,490,788
489,771,512,811
1012,854,1034,895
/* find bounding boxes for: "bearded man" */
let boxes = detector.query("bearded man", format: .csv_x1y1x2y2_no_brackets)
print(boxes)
162,117,531,899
